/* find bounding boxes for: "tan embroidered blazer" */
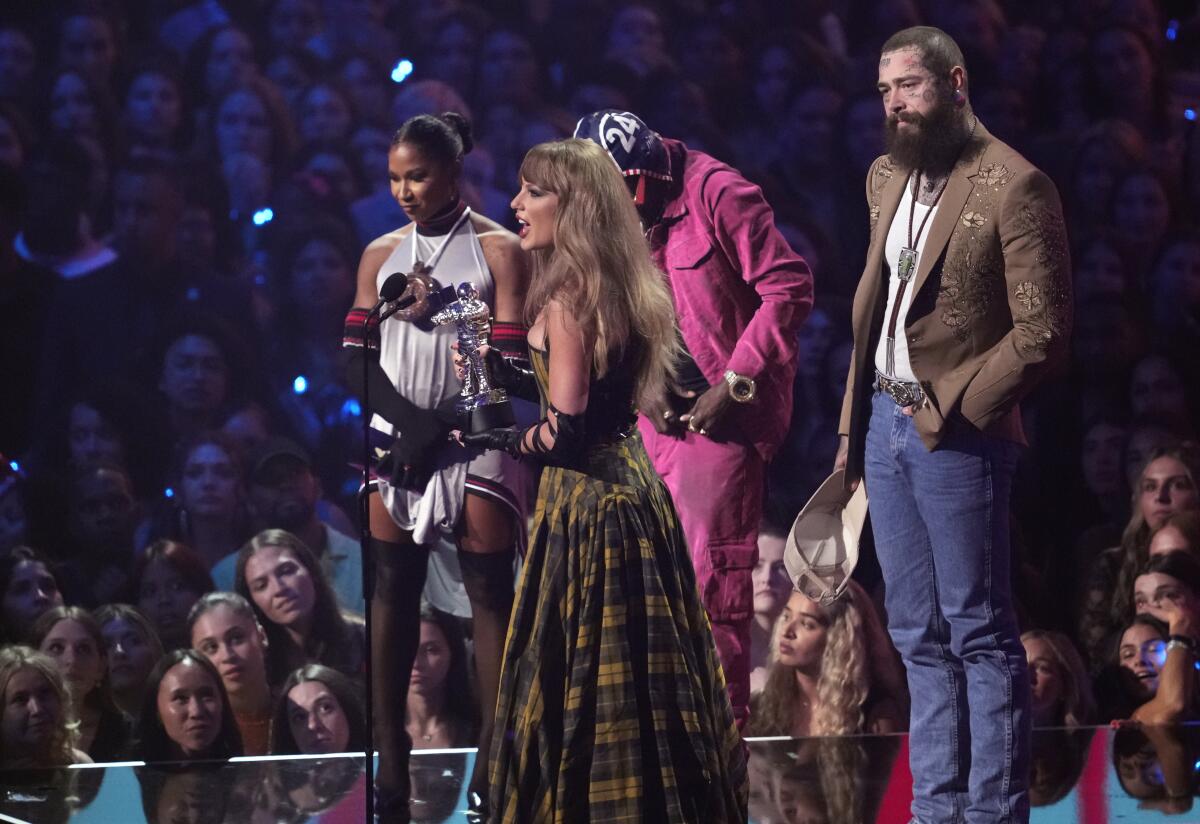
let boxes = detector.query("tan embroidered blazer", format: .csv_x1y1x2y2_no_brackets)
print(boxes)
838,122,1071,479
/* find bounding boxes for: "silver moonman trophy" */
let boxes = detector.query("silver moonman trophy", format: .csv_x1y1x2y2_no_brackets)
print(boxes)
431,283,516,433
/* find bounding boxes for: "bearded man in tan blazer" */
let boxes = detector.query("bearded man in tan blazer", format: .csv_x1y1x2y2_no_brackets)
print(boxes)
834,26,1071,824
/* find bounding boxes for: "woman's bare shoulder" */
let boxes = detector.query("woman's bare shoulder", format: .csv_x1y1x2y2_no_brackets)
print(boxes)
472,215,526,278
471,213,520,246
365,224,414,254
545,297,586,340
358,225,413,271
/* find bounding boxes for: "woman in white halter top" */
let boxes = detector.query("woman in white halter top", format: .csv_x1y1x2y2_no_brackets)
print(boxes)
342,113,529,823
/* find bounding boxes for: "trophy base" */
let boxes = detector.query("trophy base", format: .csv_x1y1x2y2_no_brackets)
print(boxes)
465,399,515,434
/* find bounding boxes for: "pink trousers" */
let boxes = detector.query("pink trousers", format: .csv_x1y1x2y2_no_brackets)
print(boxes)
638,417,765,729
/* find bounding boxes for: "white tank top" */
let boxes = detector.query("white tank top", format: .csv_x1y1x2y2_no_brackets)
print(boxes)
371,209,495,433
371,210,498,545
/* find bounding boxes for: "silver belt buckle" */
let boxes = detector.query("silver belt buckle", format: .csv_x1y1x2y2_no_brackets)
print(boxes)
878,373,923,407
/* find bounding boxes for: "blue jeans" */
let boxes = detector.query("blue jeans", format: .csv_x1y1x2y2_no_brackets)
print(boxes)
864,391,1030,824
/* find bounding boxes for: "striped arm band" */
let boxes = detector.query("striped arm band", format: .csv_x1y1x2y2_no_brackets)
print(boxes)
342,307,381,351
491,321,528,357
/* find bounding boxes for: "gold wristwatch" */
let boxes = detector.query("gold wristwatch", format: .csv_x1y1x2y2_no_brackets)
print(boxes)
723,370,756,403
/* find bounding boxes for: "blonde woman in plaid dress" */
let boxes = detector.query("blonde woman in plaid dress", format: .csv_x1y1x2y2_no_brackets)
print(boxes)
454,138,747,823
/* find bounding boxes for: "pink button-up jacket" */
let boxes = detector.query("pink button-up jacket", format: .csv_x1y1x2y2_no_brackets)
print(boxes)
646,139,814,459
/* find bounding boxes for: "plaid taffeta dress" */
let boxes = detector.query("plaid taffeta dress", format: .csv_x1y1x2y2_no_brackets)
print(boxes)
487,345,748,823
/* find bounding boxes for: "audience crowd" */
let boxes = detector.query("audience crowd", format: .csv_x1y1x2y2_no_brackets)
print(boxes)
2,0,1200,820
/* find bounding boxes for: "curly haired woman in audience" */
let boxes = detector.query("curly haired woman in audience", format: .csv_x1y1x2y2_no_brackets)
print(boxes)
747,581,905,737
0,645,91,768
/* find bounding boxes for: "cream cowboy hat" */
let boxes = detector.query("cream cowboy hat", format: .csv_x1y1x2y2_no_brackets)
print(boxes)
783,469,867,605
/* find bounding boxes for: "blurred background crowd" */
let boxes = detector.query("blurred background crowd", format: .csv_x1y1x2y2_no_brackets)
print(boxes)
2,0,1200,819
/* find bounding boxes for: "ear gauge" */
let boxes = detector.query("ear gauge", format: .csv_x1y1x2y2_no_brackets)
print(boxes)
953,89,967,109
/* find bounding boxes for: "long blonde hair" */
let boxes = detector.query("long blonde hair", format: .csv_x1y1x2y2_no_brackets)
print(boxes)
518,139,678,408
747,587,870,737
0,646,79,767
1020,629,1095,727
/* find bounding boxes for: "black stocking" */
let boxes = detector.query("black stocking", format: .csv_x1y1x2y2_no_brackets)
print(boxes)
457,547,517,805
371,537,430,822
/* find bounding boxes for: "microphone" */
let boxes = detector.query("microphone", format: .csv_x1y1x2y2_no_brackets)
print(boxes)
378,293,418,322
368,273,409,316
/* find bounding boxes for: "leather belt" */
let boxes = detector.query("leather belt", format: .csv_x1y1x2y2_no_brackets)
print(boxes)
876,371,924,407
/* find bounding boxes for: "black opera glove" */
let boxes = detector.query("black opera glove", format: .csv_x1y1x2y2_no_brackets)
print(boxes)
458,404,588,466
458,427,525,458
376,396,461,490
376,447,429,491
483,348,540,402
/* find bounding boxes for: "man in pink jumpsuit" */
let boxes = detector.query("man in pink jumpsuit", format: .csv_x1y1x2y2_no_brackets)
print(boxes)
576,111,814,726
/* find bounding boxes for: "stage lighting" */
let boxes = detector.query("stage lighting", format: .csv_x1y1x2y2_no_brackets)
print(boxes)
391,59,414,83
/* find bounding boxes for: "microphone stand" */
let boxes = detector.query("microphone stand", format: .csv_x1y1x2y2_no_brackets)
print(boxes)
358,288,414,822
359,306,379,824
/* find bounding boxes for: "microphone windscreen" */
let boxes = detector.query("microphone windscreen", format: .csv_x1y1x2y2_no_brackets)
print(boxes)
379,273,408,301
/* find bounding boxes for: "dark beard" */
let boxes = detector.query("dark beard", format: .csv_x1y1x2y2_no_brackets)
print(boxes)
885,101,972,174
270,499,316,532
